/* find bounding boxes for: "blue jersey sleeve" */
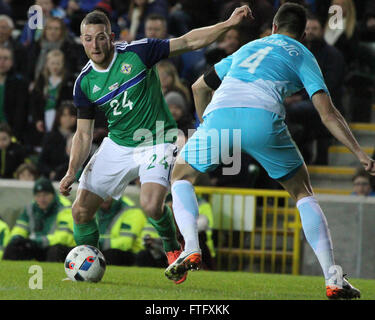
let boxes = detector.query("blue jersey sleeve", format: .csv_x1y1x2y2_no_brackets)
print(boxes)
73,77,96,119
123,38,170,68
298,53,329,98
214,54,233,80
73,77,93,108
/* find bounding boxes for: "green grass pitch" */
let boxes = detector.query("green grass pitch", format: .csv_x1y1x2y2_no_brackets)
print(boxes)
1,260,374,300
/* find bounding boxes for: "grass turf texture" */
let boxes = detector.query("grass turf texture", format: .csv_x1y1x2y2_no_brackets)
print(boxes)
1,260,374,300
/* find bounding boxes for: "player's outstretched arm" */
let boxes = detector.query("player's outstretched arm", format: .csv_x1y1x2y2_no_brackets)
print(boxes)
59,119,95,196
312,91,375,175
169,5,253,57
192,75,214,123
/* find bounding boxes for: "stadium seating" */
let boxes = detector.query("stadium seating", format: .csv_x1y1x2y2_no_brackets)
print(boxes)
309,104,375,194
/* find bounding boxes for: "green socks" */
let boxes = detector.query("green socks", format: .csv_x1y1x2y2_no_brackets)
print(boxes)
73,218,99,248
73,206,179,252
147,205,180,252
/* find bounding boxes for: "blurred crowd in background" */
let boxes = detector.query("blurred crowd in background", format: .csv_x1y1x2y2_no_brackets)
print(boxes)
0,0,374,193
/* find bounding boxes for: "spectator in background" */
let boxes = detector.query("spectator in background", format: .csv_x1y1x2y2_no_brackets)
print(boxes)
0,217,10,260
52,134,79,181
0,15,28,76
285,14,346,165
351,168,375,196
92,2,121,40
167,0,218,37
119,0,168,42
30,49,74,148
136,221,167,268
37,101,76,181
203,27,244,73
303,15,346,109
0,0,12,17
97,196,147,266
20,0,66,47
165,91,194,137
157,60,193,129
324,0,359,68
325,0,374,123
220,0,275,42
60,0,100,37
0,46,29,144
144,13,182,72
359,6,375,42
0,123,28,179
28,17,84,83
3,177,75,262
14,162,39,181
144,12,168,39
157,60,191,105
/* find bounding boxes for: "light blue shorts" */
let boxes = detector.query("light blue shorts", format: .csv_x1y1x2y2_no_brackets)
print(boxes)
180,107,304,181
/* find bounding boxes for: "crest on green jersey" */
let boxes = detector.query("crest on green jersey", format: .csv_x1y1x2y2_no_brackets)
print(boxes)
121,63,132,74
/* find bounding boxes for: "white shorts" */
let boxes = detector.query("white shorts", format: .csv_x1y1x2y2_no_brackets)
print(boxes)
78,137,178,200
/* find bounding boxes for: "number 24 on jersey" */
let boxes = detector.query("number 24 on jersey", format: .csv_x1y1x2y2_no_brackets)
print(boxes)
111,91,134,116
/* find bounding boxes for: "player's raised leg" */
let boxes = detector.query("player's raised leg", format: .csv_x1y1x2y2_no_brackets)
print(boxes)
164,160,202,281
277,164,360,299
71,188,103,247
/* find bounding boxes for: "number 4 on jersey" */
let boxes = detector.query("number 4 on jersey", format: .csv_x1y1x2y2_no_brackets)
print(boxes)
239,46,273,74
111,91,133,116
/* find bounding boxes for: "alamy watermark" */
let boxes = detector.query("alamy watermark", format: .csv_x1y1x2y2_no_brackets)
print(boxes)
28,5,43,30
327,264,343,288
131,121,242,176
28,265,43,289
328,5,344,30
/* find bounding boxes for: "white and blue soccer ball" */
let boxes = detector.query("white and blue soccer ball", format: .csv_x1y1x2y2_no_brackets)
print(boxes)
64,245,106,282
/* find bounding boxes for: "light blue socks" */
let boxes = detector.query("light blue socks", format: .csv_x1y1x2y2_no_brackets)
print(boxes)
297,196,336,285
171,180,200,253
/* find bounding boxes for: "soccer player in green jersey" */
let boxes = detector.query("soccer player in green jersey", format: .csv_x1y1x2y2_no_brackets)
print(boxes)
59,6,253,284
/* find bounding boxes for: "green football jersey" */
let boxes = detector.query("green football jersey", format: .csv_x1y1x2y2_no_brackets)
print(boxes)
73,39,177,147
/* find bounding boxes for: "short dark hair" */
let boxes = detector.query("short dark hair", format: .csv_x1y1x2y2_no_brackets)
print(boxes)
145,13,167,24
52,100,77,132
81,10,111,34
306,13,323,25
273,3,307,38
15,163,39,180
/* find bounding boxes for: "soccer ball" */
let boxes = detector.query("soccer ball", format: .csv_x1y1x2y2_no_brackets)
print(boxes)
64,245,106,282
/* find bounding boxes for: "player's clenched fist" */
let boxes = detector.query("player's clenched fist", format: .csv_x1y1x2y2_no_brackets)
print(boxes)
59,173,76,196
361,157,375,176
227,5,254,26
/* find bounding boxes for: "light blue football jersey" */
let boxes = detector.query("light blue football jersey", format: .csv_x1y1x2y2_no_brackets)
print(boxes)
205,34,329,118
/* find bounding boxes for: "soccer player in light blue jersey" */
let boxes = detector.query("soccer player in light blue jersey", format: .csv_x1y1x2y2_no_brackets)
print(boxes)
165,3,375,299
